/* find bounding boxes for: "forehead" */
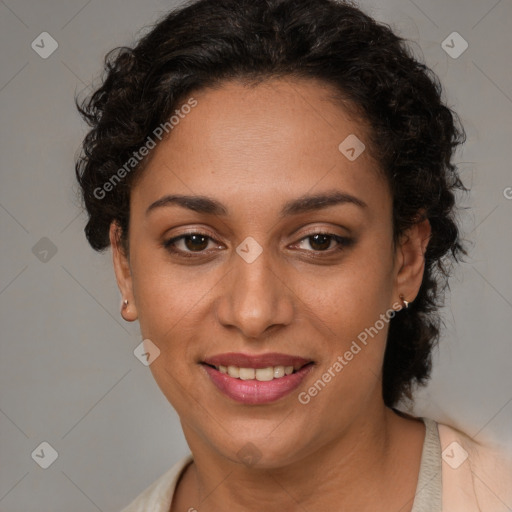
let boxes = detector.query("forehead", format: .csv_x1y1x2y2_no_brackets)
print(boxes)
131,78,390,219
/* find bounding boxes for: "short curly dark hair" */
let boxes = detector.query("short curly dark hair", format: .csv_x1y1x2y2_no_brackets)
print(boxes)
75,0,466,408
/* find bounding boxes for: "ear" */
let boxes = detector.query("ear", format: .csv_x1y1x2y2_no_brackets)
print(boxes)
393,217,431,307
109,221,138,322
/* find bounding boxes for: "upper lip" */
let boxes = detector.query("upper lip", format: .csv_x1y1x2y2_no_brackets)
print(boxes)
202,352,312,370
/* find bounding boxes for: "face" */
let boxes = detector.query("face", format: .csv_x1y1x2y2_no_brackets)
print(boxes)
111,78,429,468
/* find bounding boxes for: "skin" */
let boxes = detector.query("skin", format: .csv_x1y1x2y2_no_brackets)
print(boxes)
110,78,432,512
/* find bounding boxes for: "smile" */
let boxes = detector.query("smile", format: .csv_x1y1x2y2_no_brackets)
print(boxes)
200,352,314,404
213,364,296,381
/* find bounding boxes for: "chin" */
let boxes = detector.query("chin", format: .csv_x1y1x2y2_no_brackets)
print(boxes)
210,423,314,469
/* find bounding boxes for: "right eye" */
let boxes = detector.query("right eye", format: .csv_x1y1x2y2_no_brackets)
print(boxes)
163,232,224,258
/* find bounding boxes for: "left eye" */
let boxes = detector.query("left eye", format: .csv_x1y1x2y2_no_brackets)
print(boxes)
293,233,348,252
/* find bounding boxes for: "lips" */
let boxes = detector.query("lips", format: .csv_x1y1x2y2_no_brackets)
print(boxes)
200,352,314,404
202,352,312,370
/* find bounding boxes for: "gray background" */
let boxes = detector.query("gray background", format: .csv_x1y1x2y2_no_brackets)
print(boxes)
0,0,511,510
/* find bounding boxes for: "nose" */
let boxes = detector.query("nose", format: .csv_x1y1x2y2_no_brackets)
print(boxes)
215,245,294,340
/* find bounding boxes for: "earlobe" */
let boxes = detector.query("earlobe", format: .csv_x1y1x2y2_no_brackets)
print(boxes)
120,297,137,321
394,217,431,305
109,222,138,322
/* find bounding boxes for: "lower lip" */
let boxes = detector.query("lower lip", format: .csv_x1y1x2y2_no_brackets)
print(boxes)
202,364,314,404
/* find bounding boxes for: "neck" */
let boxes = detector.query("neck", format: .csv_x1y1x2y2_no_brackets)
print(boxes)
175,406,425,512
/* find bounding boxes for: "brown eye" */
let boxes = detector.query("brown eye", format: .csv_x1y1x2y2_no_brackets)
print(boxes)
163,232,221,257
307,234,333,251
295,233,351,253
182,234,209,252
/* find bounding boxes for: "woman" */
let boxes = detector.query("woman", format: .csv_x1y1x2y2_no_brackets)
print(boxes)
75,0,512,510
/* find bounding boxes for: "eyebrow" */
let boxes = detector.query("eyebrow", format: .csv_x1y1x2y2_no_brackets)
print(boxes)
145,190,367,217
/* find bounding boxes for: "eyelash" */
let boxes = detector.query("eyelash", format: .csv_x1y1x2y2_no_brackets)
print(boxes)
162,230,353,259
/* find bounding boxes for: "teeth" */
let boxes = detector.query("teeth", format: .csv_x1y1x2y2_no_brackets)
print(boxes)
274,366,285,378
255,367,274,381
216,364,298,380
227,365,239,378
239,367,255,380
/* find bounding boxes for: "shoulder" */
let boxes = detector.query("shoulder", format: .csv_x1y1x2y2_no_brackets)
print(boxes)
436,420,512,512
120,454,193,512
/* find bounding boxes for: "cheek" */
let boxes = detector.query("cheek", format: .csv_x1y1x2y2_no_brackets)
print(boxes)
297,242,395,392
302,245,394,331
130,244,210,337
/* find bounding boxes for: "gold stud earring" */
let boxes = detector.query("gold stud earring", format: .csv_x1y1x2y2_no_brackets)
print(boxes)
399,294,409,309
122,299,129,309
